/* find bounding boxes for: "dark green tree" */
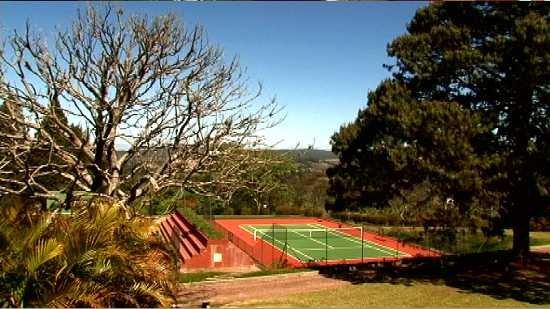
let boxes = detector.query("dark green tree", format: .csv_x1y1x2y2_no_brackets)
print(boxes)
328,3,550,257
327,80,499,233
388,3,550,257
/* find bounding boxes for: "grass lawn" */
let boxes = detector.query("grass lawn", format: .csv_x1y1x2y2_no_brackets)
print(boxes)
529,231,550,247
233,282,540,307
177,271,226,283
178,268,313,283
233,267,312,279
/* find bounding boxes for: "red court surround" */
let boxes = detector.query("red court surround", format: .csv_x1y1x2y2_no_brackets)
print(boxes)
214,217,441,268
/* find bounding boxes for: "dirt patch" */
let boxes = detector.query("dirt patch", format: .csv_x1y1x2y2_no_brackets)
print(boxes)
176,270,350,307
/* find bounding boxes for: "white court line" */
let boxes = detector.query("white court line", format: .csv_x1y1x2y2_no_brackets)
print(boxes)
291,230,335,249
303,247,363,251
250,225,335,249
307,223,409,257
247,225,316,261
315,223,411,257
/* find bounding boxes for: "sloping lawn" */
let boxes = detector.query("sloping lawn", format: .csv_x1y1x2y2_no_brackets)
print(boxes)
233,282,540,307
529,231,550,247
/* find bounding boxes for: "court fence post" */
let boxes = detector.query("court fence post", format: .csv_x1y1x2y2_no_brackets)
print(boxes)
271,223,275,268
285,226,288,264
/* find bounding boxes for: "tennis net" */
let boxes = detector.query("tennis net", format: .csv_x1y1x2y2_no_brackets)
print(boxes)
252,225,363,241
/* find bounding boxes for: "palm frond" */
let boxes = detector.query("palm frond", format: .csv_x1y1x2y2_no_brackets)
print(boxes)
130,281,171,307
24,213,54,248
25,238,63,275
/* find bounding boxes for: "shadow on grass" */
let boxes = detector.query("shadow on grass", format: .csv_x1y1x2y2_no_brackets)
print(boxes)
318,251,550,305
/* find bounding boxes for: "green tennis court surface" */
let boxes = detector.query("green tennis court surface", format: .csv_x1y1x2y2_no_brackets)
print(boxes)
241,223,409,262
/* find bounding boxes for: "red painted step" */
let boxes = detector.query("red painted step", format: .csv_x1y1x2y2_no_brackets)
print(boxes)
159,222,193,261
174,211,209,244
162,223,196,260
159,211,214,264
166,217,203,252
171,215,191,233
169,215,207,251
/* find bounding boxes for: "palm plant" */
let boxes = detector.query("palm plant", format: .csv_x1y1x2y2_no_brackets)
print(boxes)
0,200,175,307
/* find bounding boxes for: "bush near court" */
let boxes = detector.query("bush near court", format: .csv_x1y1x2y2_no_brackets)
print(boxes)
331,208,405,226
330,205,550,254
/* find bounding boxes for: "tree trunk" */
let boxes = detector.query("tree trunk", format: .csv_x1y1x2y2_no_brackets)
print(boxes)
512,209,530,261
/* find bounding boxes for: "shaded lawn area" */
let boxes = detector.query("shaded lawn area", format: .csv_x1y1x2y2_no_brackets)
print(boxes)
234,252,550,307
527,231,550,247
235,282,538,307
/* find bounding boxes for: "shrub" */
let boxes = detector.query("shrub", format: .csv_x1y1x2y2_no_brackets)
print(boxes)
176,206,224,239
240,206,254,215
274,205,303,215
331,208,404,226
0,201,174,307
303,207,325,217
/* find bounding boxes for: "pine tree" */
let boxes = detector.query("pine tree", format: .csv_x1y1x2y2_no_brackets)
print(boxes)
328,2,550,257
327,80,498,232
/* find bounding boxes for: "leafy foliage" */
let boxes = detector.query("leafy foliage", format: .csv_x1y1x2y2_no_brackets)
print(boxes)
176,206,224,240
328,80,499,233
327,3,550,255
0,198,174,307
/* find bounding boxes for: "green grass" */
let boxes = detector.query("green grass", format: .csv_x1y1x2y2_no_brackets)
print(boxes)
177,268,313,283
528,231,550,247
233,268,312,279
233,282,540,307
177,271,226,283
242,223,407,262
177,207,224,239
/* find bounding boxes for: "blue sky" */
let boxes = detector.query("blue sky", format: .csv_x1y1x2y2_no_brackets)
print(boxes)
0,1,426,150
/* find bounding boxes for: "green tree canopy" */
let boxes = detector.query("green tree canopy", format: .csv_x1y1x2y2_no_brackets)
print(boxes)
327,2,550,257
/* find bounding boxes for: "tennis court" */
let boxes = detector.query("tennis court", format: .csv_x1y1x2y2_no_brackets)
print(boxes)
241,223,409,263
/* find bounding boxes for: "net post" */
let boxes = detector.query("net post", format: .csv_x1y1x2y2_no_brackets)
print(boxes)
361,224,364,264
325,227,328,265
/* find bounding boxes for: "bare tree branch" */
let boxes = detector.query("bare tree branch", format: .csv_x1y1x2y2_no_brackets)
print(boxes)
0,5,282,204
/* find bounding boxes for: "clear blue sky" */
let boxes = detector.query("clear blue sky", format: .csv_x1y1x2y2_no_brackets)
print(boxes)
0,1,426,150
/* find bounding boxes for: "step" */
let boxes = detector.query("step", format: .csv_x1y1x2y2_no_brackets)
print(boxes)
167,224,202,257
170,215,207,249
178,233,199,256
187,232,206,251
160,220,179,243
167,217,205,252
178,245,192,261
174,212,209,244
171,215,192,233
159,222,171,242
159,222,192,261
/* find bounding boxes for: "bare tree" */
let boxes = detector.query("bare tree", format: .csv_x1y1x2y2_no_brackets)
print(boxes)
0,6,282,205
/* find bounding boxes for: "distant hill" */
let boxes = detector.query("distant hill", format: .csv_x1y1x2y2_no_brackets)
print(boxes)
115,148,338,165
272,149,337,163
